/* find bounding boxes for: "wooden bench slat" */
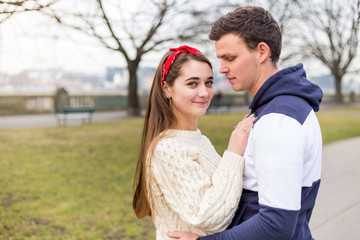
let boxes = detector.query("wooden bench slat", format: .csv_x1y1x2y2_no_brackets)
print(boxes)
56,107,95,126
208,101,232,113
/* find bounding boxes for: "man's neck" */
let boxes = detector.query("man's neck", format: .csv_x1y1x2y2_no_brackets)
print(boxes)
249,63,279,97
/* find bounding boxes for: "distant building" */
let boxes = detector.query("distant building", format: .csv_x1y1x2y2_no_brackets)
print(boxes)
311,74,360,94
0,72,10,84
105,67,156,94
347,78,360,93
0,68,106,94
311,74,335,94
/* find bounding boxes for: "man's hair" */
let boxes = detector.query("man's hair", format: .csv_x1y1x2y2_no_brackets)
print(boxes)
209,6,282,64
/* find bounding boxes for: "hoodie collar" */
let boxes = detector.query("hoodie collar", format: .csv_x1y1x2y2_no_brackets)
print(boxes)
249,63,323,112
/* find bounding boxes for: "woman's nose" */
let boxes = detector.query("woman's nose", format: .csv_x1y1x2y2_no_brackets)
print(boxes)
198,84,210,97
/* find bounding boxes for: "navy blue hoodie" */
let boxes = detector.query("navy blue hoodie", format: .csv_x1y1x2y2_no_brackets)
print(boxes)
202,63,323,240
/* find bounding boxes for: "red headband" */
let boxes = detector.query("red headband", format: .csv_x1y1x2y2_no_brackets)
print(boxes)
161,45,203,87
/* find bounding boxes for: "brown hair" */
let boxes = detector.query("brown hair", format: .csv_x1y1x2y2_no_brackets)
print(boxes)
209,6,282,64
132,49,212,219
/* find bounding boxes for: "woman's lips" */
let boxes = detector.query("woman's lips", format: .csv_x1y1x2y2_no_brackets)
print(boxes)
193,101,208,106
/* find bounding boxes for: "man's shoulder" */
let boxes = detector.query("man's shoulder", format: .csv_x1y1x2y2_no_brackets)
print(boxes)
258,95,312,125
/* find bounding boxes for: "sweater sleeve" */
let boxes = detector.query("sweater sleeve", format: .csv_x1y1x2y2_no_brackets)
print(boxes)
151,138,244,232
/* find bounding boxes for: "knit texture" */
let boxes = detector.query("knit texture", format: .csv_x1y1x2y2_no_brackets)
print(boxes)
148,129,244,239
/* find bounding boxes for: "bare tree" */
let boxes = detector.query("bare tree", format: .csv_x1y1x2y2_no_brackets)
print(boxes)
293,0,360,103
0,0,57,23
47,0,219,116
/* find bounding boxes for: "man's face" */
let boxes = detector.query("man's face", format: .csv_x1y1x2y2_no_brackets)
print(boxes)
215,33,260,95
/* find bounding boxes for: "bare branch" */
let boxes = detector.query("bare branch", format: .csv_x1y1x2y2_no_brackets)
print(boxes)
96,0,129,61
0,0,59,23
137,0,170,57
143,37,174,54
293,0,360,102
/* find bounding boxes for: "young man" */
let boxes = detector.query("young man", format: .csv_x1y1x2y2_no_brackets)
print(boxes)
168,6,323,240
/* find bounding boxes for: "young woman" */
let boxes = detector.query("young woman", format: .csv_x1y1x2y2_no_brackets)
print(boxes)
133,45,255,239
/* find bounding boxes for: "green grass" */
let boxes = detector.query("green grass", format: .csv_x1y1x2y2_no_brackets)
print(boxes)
1,108,360,239
0,120,154,240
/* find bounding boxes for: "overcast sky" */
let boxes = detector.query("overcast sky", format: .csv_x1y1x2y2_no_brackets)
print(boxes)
0,1,343,81
0,0,197,76
0,10,161,76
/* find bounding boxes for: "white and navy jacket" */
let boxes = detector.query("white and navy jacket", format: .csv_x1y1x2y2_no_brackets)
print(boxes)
202,63,323,240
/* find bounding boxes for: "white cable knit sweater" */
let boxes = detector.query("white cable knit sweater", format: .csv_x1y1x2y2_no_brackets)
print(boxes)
148,129,244,239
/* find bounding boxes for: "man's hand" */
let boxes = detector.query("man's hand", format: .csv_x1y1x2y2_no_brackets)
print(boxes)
167,231,199,240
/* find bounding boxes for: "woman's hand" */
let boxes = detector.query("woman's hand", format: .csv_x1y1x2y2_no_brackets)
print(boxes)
167,231,199,239
227,113,256,156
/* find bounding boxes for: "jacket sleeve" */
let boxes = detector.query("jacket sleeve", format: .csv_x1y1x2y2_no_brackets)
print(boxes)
200,206,299,240
151,138,244,232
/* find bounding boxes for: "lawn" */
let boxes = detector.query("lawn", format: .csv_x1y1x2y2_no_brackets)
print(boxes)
1,108,360,239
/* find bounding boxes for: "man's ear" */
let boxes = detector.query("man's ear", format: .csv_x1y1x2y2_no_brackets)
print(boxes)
162,82,171,99
257,42,270,64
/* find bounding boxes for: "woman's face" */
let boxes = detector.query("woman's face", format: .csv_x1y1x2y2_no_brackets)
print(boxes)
166,59,214,125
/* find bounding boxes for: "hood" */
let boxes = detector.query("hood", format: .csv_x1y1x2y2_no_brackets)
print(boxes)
249,63,323,112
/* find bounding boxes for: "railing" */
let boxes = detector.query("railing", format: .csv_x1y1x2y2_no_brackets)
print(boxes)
0,95,54,115
0,94,130,115
0,92,358,116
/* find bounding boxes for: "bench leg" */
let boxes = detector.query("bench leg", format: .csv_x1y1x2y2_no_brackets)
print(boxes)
57,118,65,127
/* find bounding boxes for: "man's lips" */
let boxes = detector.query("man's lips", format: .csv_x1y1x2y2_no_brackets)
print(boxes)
228,77,236,83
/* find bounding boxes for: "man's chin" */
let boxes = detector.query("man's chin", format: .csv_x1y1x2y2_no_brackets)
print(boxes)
231,86,245,92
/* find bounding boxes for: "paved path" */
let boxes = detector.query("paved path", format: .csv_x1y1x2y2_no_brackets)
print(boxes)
0,111,128,129
310,136,360,240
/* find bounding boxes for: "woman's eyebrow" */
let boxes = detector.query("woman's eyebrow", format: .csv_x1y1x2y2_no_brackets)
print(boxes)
184,77,200,81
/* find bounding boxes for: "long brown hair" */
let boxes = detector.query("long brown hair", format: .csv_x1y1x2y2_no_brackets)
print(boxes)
132,49,212,219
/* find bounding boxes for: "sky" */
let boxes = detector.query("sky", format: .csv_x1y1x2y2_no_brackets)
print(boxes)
0,1,348,81
0,9,160,76
0,0,199,77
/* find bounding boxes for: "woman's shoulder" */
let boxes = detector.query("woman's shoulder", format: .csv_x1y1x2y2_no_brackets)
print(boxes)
158,129,202,143
152,129,204,157
155,133,192,151
155,135,182,150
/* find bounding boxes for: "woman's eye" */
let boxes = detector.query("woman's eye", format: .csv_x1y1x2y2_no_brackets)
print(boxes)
206,81,214,86
188,82,197,86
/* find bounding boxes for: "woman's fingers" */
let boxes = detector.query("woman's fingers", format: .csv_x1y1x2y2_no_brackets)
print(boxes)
235,113,256,130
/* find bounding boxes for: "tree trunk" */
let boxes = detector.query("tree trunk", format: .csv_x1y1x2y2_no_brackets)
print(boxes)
127,61,140,116
334,75,343,103
244,92,251,106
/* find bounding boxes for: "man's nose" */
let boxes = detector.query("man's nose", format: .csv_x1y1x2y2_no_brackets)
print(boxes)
219,62,229,74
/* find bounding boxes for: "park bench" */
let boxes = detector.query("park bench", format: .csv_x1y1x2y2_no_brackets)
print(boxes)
56,106,95,126
208,101,232,113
